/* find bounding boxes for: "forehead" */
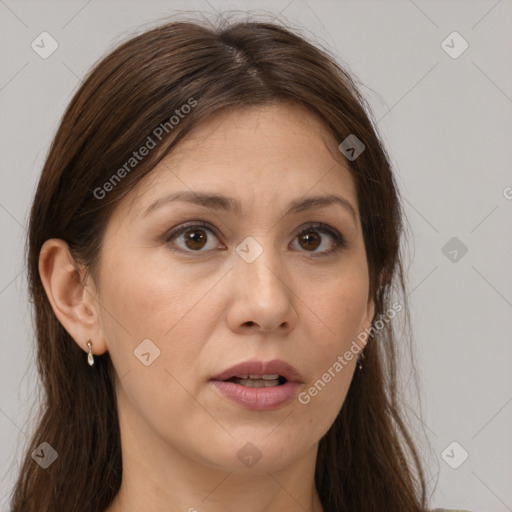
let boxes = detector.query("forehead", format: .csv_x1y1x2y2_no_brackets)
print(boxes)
168,102,343,167
122,102,357,220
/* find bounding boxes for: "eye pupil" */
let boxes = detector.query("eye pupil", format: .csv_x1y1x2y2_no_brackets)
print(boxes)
185,229,207,250
299,231,321,251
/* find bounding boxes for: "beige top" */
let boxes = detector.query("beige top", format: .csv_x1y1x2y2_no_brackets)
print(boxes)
432,509,472,512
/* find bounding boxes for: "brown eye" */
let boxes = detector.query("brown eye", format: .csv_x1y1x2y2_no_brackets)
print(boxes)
183,229,207,250
298,231,321,251
291,223,345,256
166,222,222,252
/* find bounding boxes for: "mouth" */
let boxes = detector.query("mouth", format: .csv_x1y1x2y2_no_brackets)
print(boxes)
210,359,303,386
223,374,288,388
209,359,303,411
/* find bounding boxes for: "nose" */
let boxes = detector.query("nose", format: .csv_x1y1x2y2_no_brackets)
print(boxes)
226,247,297,335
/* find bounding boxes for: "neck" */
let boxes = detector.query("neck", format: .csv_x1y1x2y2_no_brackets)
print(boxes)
108,465,324,512
105,387,324,512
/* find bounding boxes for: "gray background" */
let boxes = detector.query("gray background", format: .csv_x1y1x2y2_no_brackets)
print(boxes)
1,1,511,511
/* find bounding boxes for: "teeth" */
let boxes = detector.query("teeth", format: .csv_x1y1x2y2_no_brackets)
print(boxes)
236,378,280,387
227,374,283,387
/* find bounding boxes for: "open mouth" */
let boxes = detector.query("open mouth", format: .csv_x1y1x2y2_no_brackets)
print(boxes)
225,374,288,387
210,360,302,410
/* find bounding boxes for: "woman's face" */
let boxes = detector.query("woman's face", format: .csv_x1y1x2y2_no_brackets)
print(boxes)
92,102,374,474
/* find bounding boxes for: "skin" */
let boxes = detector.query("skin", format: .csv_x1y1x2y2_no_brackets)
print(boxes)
39,102,374,512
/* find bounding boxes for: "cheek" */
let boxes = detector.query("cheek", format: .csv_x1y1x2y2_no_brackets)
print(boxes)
297,361,354,441
97,252,222,376
294,319,364,445
294,260,369,427
97,257,224,449
303,261,370,350
103,234,218,319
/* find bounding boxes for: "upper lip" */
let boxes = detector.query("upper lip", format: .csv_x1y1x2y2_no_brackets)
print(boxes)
211,359,304,383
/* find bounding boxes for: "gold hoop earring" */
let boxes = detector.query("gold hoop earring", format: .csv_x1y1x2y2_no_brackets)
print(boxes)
87,340,95,367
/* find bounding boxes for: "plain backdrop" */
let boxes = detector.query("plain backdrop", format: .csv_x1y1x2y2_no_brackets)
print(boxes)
1,1,511,511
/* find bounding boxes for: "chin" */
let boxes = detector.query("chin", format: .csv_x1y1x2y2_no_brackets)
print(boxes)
196,432,313,475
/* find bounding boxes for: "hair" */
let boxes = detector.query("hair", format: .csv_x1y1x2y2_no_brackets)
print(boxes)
10,14,430,512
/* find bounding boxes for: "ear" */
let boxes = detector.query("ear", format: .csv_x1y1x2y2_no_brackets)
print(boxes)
38,238,108,357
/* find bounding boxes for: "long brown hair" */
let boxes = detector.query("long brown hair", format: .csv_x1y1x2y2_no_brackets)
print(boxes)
11,15,429,512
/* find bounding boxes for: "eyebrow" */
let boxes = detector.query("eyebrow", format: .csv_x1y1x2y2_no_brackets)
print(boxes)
141,191,358,224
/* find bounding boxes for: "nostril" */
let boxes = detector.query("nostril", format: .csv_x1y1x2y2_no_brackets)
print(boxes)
244,321,256,327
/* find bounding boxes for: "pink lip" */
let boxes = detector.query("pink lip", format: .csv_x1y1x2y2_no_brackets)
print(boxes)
209,359,304,411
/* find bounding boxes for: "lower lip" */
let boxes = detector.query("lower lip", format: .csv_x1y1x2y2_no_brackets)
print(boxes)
209,380,301,411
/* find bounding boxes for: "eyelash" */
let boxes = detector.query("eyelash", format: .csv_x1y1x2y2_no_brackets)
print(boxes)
165,221,346,257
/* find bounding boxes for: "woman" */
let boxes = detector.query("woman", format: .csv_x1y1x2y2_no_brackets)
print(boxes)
9,16,470,512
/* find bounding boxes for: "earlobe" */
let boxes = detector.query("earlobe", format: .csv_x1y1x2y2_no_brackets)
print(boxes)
38,238,108,355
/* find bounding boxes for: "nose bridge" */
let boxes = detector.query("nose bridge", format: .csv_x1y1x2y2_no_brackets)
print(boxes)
230,236,296,332
235,236,284,292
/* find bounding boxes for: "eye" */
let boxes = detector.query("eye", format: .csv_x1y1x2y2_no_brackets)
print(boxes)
165,222,224,252
165,221,345,256
290,223,345,256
